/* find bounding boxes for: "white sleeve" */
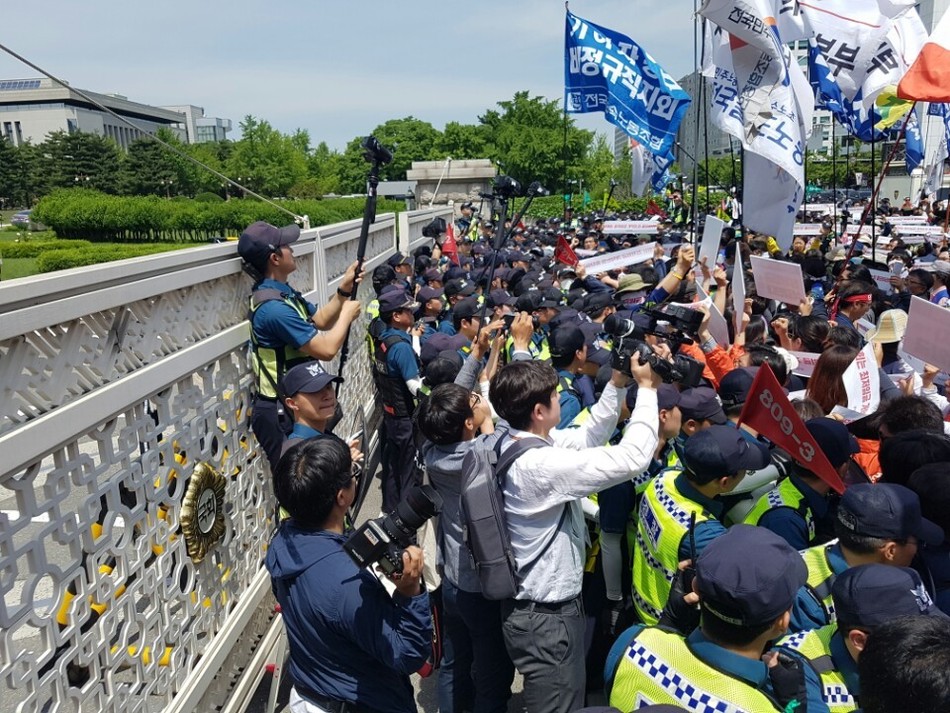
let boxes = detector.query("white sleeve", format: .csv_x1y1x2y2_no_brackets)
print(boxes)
551,382,626,450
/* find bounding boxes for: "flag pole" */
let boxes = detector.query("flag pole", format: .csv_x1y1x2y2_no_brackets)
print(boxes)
832,120,838,244
844,106,917,262
871,133,876,264
690,0,701,244
563,2,571,223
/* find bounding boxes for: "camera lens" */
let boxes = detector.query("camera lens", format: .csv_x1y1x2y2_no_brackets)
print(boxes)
393,484,443,535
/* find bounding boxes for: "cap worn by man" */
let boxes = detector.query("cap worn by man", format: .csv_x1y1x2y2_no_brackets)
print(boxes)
420,333,469,365
279,361,342,399
657,383,682,412
805,417,859,469
378,290,418,315
238,221,301,272
837,482,943,547
615,272,655,295
548,325,586,362
683,425,771,481
718,367,757,411
832,563,946,630
678,387,728,426
488,289,515,308
444,278,476,299
452,297,482,322
387,252,411,268
416,286,444,303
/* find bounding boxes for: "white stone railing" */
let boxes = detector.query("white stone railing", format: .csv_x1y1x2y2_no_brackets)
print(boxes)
0,206,451,713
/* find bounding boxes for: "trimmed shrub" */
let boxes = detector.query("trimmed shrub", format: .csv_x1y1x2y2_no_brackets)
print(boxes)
35,244,190,273
0,239,93,258
32,189,403,243
194,192,224,203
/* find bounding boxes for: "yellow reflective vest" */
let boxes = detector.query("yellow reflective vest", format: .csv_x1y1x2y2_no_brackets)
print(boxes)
632,469,714,625
609,627,785,712
744,477,816,543
248,290,312,399
780,625,858,713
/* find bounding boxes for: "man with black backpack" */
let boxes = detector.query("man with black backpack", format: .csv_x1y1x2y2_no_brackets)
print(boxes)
487,356,661,713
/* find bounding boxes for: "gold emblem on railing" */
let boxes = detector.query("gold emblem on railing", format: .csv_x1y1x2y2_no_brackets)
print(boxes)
180,462,227,563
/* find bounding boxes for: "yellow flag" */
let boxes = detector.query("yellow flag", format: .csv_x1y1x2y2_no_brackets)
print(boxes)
875,85,914,130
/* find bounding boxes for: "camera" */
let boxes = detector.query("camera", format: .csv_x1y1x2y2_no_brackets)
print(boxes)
602,306,705,387
501,312,540,332
343,484,442,575
493,175,522,199
361,135,393,166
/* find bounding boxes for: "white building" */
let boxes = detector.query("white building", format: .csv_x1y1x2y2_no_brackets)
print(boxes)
0,78,230,149
161,104,232,143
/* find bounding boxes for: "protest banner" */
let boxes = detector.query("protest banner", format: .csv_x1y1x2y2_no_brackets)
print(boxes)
887,215,930,225
869,268,894,294
903,296,950,373
895,224,945,236
749,256,806,306
732,250,746,337
790,351,821,378
579,242,656,272
697,215,724,276
601,220,660,235
793,223,824,236
737,364,845,494
842,343,881,415
799,203,835,215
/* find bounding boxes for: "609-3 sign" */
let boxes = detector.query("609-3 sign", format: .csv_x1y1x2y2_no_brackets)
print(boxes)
758,388,815,463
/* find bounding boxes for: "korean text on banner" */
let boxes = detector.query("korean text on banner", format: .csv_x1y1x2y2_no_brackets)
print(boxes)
579,242,656,273
790,351,821,378
869,268,894,295
903,295,950,372
565,10,691,158
749,255,806,306
737,364,846,494
842,343,881,415
601,220,659,235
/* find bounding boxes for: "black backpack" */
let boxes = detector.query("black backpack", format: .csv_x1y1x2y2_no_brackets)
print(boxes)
459,429,565,600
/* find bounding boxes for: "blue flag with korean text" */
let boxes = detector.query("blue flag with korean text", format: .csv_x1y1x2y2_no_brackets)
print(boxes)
565,10,691,159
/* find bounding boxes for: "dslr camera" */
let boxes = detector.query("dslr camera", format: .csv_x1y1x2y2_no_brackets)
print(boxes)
602,304,705,387
344,484,442,575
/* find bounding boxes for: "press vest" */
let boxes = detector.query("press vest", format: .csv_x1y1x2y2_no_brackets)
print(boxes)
609,627,784,712
632,469,714,625
744,477,816,543
248,288,313,399
781,626,858,713
800,540,838,623
372,333,420,418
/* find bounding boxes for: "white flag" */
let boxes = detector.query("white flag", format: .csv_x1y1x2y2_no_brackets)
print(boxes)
629,141,650,196
743,152,803,251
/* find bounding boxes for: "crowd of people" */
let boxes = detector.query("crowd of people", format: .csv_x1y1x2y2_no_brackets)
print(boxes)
239,186,950,713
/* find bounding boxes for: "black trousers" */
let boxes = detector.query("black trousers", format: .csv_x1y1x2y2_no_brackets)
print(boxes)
251,396,293,474
380,414,419,512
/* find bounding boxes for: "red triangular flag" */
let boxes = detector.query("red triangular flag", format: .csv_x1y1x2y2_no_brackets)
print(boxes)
897,8,950,102
646,199,667,220
737,364,846,494
555,235,579,266
442,224,460,266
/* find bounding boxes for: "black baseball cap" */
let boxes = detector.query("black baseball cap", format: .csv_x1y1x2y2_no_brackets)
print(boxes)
387,252,411,267
488,289,515,307
420,333,469,365
453,297,482,321
238,221,301,271
682,425,770,480
548,325,585,360
718,367,757,408
417,286,444,303
582,292,613,314
805,417,859,469
657,384,682,412
378,290,417,314
696,524,808,626
279,362,342,397
832,564,947,630
678,387,727,425
444,278,476,298
837,483,943,546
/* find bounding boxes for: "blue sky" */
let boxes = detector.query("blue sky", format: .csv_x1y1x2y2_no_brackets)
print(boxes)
0,0,696,151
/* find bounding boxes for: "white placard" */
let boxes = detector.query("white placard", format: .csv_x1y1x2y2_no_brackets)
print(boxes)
869,268,894,295
790,351,821,378
843,342,881,415
732,251,746,338
887,216,929,225
855,318,875,336
749,255,806,306
903,296,950,373
799,203,835,215
579,242,656,272
696,285,730,347
601,220,659,235
787,389,807,401
829,404,867,424
697,215,725,276
895,224,945,236
793,223,824,236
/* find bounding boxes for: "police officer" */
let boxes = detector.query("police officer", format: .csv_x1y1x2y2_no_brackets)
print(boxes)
548,325,586,429
780,564,947,713
239,221,363,472
633,425,770,625
279,362,343,456
608,525,828,712
745,418,856,550
373,289,424,512
791,483,944,632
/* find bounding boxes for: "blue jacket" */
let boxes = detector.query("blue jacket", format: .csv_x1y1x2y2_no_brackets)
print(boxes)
265,522,431,712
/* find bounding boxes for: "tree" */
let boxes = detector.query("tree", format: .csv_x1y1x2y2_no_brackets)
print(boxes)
437,121,490,159
478,91,593,193
0,137,22,208
227,116,308,197
370,116,441,180
41,130,123,194
120,136,179,196
306,141,344,195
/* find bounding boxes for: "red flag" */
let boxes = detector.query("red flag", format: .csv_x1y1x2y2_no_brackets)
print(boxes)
555,235,579,266
897,8,950,102
646,199,667,220
442,224,460,266
737,364,846,494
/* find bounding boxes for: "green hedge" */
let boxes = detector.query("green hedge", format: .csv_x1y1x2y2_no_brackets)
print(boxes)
35,244,189,273
0,239,93,258
519,191,726,220
32,189,403,243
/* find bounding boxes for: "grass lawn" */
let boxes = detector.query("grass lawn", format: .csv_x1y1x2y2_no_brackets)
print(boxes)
0,227,198,280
